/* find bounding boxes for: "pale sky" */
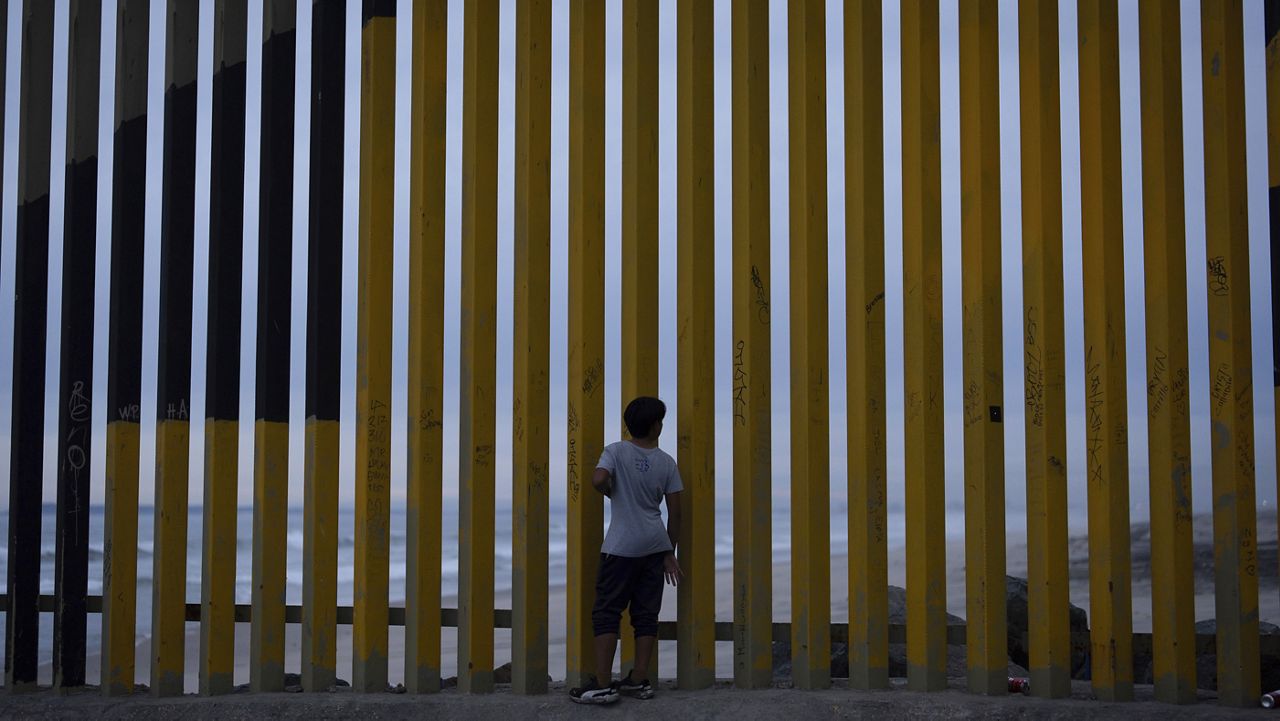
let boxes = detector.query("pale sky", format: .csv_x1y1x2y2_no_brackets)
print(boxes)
0,0,1276,545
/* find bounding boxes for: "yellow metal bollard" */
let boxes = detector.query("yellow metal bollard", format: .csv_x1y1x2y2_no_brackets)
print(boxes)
406,0,448,696
901,0,947,693
151,0,199,697
301,0,345,693
845,0,888,693
566,0,606,690
676,0,716,692
1077,0,1133,701
102,0,148,697
200,0,247,696
619,0,661,683
787,0,831,692
731,0,773,690
458,0,499,694
1137,0,1197,704
250,0,297,693
354,0,395,693
1200,0,1261,708
1017,0,1070,701
512,0,552,696
958,0,1006,696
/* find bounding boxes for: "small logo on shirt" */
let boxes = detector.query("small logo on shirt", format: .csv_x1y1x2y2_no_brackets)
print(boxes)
634,456,650,473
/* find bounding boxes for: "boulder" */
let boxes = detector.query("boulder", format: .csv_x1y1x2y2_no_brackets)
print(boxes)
1187,619,1280,691
1193,619,1280,635
492,662,553,685
887,585,965,625
493,663,513,684
1002,575,1090,679
885,643,1026,679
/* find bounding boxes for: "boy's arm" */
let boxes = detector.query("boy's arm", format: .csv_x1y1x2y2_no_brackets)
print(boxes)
665,491,682,552
591,467,613,497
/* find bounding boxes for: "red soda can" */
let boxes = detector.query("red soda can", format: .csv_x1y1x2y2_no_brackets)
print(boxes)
1261,690,1280,708
1008,677,1031,694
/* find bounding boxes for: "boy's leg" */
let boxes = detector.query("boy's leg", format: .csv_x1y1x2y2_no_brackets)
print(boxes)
590,553,632,684
627,552,666,681
594,633,618,685
633,636,657,676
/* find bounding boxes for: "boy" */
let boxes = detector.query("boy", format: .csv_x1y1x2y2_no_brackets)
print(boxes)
570,396,683,704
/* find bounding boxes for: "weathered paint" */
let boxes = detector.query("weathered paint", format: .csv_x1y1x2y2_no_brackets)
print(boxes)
731,0,772,690
102,0,149,697
675,0,715,692
958,0,1006,697
565,0,606,689
787,0,830,692
250,420,289,691
1137,0,1196,705
6,0,54,691
151,418,191,697
406,0,446,696
1017,0,1070,701
53,0,101,691
458,0,499,695
302,0,345,693
151,0,199,697
199,0,246,697
512,0,551,697
302,419,339,690
1077,0,1133,701
200,419,238,695
900,0,946,693
845,0,888,693
354,2,394,693
1200,0,1261,708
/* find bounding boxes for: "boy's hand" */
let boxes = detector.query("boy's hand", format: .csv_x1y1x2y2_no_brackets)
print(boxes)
663,553,683,586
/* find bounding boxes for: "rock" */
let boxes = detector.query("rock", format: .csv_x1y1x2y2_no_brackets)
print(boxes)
1196,652,1218,692
285,685,303,693
489,662,551,685
887,586,965,625
493,663,513,684
390,683,407,694
1194,619,1280,635
284,673,302,687
784,637,1029,681
886,643,971,678
830,642,848,679
1003,575,1090,680
335,677,351,688
442,676,458,689
1133,619,1280,691
1263,653,1280,694
772,641,792,678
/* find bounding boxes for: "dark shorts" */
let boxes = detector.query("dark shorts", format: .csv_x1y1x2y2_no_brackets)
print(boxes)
591,551,666,638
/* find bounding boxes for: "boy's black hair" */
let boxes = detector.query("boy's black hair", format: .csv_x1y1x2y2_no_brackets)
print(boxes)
623,396,666,439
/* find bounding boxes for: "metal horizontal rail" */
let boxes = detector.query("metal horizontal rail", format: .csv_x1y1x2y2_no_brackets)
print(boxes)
6,595,1277,658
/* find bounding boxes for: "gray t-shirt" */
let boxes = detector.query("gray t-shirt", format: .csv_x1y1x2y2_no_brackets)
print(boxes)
597,440,683,557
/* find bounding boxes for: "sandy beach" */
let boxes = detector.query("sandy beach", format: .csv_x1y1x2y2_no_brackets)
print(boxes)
58,512,1280,691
